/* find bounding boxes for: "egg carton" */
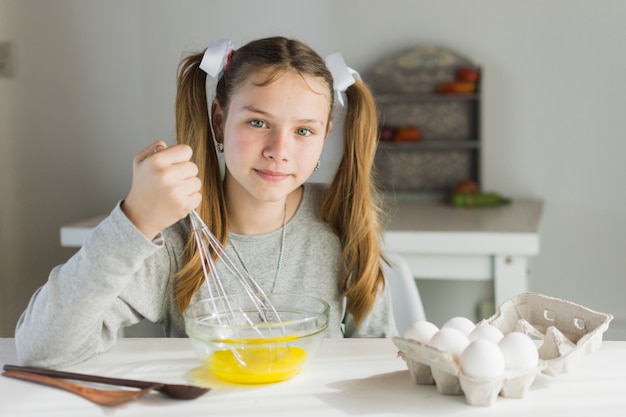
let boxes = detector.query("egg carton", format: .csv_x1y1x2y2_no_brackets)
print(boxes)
393,292,613,406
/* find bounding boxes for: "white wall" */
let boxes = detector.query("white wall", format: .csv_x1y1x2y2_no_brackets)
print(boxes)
1,0,625,339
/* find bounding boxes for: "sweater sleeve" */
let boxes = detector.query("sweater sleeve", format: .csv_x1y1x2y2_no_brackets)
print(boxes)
15,203,174,368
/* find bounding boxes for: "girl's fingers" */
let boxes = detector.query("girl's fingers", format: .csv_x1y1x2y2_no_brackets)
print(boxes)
166,160,199,183
180,176,203,199
148,144,193,167
136,140,168,163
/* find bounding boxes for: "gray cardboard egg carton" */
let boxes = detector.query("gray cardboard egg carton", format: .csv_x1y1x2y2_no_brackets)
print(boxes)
393,292,613,406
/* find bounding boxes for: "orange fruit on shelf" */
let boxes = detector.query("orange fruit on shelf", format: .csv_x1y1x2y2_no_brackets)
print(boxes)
393,126,422,142
437,81,476,94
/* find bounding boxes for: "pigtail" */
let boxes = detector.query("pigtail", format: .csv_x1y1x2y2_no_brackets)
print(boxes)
321,79,387,326
174,52,228,313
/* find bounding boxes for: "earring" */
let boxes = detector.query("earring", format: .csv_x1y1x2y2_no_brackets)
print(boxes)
314,160,321,171
216,143,224,153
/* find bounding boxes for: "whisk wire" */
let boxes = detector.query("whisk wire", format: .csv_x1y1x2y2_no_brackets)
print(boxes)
188,209,282,330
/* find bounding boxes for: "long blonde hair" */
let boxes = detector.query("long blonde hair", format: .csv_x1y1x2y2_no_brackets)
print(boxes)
174,37,386,327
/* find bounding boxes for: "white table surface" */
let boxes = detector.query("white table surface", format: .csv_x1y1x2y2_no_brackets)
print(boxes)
1,338,624,416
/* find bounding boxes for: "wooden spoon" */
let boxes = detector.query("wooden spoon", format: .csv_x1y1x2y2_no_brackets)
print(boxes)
3,364,210,400
2,370,158,406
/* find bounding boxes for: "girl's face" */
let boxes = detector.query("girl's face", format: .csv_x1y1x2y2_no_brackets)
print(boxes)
215,70,332,206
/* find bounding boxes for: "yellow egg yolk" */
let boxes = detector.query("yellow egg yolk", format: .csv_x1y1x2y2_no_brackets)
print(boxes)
207,336,308,384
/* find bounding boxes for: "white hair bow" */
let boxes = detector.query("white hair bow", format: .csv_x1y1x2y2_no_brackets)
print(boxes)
325,52,361,107
200,39,235,79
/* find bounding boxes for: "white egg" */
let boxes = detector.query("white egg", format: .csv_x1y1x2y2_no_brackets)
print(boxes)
429,328,470,361
404,320,439,343
498,331,539,370
442,316,476,337
460,339,505,379
468,323,504,343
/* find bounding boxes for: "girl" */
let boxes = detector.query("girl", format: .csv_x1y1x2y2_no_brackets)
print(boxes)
16,36,396,368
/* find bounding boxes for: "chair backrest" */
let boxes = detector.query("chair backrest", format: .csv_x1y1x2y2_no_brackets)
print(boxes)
383,252,426,335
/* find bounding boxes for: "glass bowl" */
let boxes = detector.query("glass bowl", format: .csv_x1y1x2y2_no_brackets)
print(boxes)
184,293,330,384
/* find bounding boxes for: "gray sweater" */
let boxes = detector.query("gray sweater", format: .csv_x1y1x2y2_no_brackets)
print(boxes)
15,183,396,367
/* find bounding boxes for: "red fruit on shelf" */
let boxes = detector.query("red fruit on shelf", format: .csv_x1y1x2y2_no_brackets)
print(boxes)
379,126,395,142
456,67,480,83
453,180,479,193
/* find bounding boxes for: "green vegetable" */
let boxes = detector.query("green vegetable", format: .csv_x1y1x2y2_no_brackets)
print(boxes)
451,192,511,208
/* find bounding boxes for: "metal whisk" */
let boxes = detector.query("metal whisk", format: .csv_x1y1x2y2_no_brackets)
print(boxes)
188,209,282,329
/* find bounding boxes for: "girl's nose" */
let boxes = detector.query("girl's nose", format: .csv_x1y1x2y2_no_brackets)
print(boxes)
264,129,290,162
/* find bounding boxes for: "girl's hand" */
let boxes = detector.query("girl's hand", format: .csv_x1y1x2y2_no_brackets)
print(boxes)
122,141,202,240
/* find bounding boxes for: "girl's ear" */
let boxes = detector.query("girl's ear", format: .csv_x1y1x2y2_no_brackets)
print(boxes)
211,99,225,143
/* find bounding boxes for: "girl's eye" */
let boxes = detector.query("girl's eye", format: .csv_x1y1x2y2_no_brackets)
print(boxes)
296,128,312,137
249,120,267,128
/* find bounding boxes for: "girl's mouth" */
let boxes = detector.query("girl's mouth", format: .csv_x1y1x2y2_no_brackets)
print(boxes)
255,169,289,182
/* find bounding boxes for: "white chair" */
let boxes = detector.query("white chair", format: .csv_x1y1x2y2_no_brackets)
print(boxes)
384,252,426,335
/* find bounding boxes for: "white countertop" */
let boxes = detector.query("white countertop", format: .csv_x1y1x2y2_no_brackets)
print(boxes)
384,198,543,255
2,337,624,416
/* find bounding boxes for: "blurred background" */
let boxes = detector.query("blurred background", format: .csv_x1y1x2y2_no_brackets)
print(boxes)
1,0,624,339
